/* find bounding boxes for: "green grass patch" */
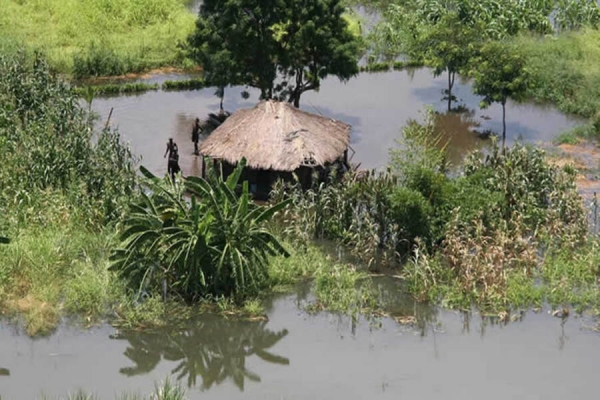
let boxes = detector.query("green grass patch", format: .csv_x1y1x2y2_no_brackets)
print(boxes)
553,129,582,145
161,78,206,91
73,83,159,97
0,206,121,336
0,0,196,76
517,29,600,120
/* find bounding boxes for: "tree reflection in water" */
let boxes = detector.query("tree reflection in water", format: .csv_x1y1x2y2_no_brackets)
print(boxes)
111,315,289,391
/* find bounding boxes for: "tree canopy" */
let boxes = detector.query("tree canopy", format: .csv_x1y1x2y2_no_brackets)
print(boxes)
187,0,362,107
469,42,531,143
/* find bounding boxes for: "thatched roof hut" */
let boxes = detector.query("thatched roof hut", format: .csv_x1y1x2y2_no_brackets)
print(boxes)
200,100,351,172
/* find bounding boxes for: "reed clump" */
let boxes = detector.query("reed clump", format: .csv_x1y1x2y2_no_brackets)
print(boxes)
73,83,159,97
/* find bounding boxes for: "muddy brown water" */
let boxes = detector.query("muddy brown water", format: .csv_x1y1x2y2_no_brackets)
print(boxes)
90,69,582,178
2,284,600,399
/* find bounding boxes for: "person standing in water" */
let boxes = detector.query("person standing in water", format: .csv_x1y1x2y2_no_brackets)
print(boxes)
164,138,180,181
191,118,202,155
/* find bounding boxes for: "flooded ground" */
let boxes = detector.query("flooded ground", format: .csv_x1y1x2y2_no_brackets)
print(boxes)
2,284,600,399
90,69,582,177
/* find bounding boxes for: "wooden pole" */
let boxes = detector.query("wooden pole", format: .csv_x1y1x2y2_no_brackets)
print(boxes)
104,107,113,130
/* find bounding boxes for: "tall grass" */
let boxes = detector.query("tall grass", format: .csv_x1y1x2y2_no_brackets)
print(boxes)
0,52,136,335
0,0,196,76
516,28,600,120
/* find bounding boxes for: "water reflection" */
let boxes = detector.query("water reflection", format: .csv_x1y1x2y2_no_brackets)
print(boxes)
111,315,289,391
433,110,492,167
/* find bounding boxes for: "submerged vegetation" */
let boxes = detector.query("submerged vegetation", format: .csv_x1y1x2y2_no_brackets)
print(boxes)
370,0,600,138
0,53,382,335
1,0,600,340
272,109,597,315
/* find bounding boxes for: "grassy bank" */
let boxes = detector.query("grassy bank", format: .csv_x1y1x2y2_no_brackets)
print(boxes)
0,51,380,335
0,0,196,77
517,29,600,121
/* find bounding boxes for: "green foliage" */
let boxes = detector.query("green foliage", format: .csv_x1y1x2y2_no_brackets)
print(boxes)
110,160,291,301
517,29,600,122
0,52,137,335
187,0,362,106
0,0,195,76
553,129,581,144
72,42,154,79
310,264,378,318
373,3,481,109
554,0,600,31
150,377,186,400
73,83,159,97
469,41,531,137
161,78,205,91
0,216,120,336
0,52,137,225
470,42,531,107
388,187,433,253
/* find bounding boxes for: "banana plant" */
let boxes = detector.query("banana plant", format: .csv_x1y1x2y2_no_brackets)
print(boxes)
110,158,291,301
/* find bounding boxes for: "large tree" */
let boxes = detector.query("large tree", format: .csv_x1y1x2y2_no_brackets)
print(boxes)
469,42,531,146
187,0,362,107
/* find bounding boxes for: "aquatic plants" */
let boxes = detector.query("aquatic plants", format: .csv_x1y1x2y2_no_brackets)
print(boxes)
110,159,291,302
72,83,159,97
161,78,205,91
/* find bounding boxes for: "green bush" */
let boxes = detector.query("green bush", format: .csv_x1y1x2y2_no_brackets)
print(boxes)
161,78,206,91
388,186,433,253
0,51,136,224
110,160,291,301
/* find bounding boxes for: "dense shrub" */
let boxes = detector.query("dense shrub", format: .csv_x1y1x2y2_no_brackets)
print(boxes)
0,51,136,225
388,186,433,254
110,160,290,301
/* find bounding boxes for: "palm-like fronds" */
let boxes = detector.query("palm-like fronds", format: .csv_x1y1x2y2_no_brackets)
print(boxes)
110,158,290,300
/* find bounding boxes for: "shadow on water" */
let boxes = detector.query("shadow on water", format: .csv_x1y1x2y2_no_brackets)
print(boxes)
111,314,289,392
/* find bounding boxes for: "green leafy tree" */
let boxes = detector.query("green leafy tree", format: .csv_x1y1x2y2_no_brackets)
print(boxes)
375,4,481,111
274,0,362,107
110,159,291,301
187,0,361,107
371,0,553,111
469,42,531,145
0,236,9,244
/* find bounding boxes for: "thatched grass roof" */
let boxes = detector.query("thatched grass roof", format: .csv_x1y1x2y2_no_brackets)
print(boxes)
200,100,351,171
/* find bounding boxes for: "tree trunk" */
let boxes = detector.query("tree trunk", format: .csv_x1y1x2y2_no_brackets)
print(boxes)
502,100,506,143
447,69,455,112
502,100,507,149
219,86,224,112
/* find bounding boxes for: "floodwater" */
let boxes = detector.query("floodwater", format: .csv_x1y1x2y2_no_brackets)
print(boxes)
90,68,583,178
2,283,600,399
31,28,592,399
